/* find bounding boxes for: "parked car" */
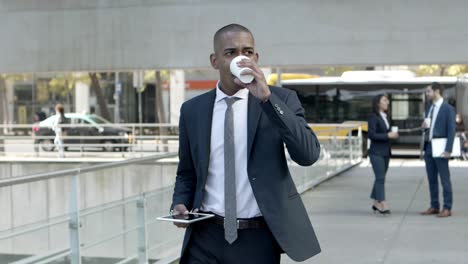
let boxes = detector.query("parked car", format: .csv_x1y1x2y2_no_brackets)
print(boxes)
34,113,132,152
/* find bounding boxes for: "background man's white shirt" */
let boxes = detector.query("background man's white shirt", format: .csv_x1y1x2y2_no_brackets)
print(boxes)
429,98,444,140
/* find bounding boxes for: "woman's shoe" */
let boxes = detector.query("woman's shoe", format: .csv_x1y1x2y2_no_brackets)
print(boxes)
372,205,390,214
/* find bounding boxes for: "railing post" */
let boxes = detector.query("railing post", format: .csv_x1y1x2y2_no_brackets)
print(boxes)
140,124,145,157
69,173,82,264
333,127,338,170
348,129,353,162
33,133,39,157
137,194,148,264
155,125,159,153
325,142,330,176
358,126,363,159
133,124,136,157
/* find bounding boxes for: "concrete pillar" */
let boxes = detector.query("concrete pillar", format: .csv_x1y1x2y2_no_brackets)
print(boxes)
75,82,90,114
169,70,185,124
114,73,121,123
5,79,14,123
456,79,468,124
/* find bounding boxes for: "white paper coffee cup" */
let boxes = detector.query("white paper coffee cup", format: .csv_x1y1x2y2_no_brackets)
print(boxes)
424,118,431,127
391,126,398,133
230,55,254,84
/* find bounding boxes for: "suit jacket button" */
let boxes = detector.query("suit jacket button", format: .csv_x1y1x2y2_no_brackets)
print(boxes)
279,110,284,115
252,177,256,181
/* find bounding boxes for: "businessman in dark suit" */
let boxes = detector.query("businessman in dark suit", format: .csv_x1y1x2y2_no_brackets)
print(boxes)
420,82,456,218
171,24,321,263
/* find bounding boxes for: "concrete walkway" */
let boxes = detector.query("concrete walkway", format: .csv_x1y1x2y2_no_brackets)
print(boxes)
282,159,468,264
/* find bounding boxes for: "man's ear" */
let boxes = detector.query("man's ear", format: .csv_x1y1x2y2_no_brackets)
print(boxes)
210,53,219,70
254,52,259,63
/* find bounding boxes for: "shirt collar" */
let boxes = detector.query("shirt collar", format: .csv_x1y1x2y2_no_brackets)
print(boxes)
380,111,387,118
433,97,443,108
215,81,249,103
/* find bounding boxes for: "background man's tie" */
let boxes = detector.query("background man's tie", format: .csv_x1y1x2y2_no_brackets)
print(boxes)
224,97,240,244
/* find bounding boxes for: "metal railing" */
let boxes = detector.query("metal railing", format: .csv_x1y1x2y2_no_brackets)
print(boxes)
288,125,363,193
0,123,179,158
0,124,363,264
0,153,179,264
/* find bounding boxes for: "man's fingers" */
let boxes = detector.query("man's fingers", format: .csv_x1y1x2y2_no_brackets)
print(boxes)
236,59,267,87
171,204,191,228
237,60,261,75
240,68,254,75
174,222,188,228
174,208,199,228
173,204,189,215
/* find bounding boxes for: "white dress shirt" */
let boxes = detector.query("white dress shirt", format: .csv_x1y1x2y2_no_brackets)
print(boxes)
200,83,261,218
379,112,390,130
429,98,444,140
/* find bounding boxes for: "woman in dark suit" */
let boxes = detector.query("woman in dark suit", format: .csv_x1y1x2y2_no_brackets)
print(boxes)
368,94,398,214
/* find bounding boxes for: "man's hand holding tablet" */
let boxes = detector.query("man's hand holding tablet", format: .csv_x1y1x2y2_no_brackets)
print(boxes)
157,204,214,228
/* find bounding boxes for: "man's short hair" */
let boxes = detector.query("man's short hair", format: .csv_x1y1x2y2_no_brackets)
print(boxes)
430,82,444,95
213,24,253,49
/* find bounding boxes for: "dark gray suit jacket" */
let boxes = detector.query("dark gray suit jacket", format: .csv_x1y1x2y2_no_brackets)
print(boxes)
172,86,321,261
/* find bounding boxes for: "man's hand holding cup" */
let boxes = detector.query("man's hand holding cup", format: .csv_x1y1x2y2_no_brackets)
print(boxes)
230,55,271,102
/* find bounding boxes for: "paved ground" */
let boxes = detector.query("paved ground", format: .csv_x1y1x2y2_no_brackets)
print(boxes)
282,159,468,264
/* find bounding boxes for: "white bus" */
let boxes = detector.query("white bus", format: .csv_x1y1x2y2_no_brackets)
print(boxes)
280,71,468,154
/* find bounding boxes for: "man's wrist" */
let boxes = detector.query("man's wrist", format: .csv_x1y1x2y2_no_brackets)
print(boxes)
261,90,271,103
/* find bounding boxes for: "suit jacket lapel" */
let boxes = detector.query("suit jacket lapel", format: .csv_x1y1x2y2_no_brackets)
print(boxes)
247,93,262,159
433,103,444,126
378,114,389,132
199,89,216,183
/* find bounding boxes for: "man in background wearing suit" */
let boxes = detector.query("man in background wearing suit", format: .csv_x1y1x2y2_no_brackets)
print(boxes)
420,82,456,218
171,24,322,263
